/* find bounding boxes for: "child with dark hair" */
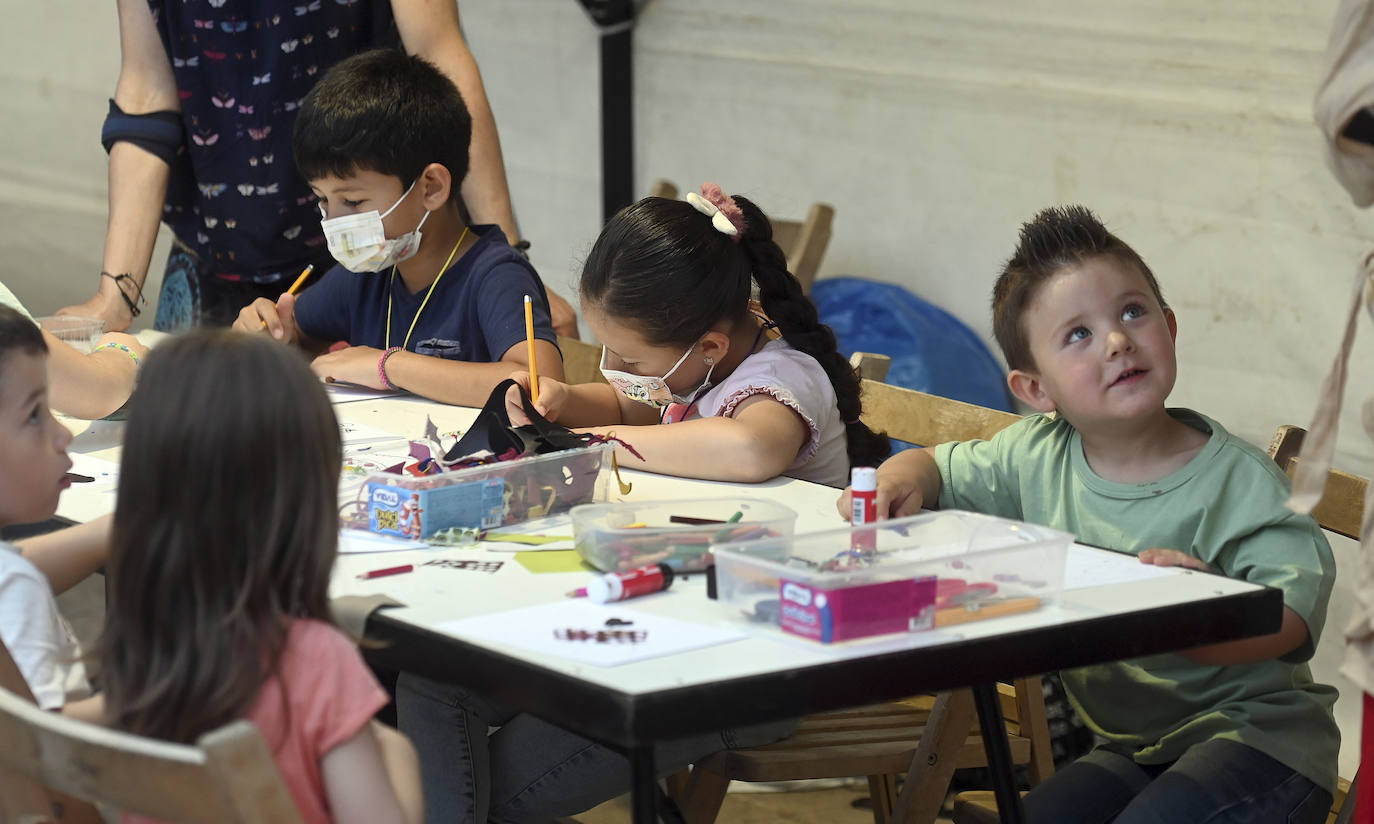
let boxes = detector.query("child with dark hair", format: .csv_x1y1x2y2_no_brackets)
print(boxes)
841,205,1339,823
75,330,422,823
507,183,888,486
0,305,93,713
235,49,563,407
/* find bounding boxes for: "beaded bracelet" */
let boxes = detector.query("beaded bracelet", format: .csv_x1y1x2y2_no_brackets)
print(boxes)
378,346,403,390
94,341,141,366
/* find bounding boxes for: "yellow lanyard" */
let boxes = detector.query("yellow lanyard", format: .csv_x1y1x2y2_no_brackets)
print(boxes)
386,226,469,350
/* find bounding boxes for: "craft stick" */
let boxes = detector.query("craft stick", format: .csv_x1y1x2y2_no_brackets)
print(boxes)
934,596,1041,628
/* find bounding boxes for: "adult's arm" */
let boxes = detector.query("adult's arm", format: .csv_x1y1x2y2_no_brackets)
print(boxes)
58,0,180,331
393,0,518,244
393,2,583,338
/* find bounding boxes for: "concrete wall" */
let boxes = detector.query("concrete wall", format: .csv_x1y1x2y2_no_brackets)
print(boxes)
2,0,1367,779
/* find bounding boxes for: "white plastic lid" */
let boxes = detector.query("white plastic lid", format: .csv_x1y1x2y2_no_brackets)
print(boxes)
586,574,622,603
850,466,878,491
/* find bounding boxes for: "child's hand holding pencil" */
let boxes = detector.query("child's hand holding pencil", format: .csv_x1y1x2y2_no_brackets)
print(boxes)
232,264,312,342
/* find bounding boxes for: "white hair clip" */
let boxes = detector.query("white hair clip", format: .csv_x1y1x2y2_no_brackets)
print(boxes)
685,191,740,237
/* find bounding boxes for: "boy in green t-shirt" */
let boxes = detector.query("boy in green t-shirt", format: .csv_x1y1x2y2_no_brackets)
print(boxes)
843,206,1338,822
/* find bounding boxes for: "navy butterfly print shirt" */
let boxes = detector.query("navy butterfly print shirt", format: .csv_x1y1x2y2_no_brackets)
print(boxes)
148,0,397,282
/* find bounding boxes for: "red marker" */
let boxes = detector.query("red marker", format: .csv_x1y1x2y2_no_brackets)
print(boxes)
356,564,413,580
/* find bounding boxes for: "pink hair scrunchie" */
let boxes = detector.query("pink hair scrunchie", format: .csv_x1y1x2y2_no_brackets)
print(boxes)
685,182,748,240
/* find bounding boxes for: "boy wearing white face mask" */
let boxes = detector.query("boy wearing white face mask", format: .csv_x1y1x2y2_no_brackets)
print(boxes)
233,50,563,406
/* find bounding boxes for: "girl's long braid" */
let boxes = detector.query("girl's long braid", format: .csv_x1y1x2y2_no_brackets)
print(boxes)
735,196,890,468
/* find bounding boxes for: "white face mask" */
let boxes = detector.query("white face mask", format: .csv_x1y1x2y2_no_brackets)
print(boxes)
320,180,430,272
599,344,715,409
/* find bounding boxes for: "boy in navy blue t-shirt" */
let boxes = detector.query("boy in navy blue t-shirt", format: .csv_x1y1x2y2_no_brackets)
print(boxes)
235,49,562,406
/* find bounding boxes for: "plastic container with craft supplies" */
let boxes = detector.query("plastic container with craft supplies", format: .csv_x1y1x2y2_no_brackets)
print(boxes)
570,498,798,572
712,510,1072,644
37,315,104,352
365,443,614,540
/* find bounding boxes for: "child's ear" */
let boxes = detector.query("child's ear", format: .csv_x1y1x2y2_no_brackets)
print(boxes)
699,330,730,364
1007,369,1057,413
1165,307,1178,342
418,162,452,210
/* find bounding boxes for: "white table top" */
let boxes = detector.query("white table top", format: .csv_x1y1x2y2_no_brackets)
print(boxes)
57,395,1279,743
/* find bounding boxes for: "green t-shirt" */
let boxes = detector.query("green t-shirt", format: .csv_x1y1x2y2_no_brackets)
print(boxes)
934,409,1339,793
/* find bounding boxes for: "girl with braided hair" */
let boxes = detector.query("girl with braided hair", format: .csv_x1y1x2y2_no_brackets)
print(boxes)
508,183,889,486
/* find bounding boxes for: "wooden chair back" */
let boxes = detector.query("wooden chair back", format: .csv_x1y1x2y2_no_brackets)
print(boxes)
0,648,302,824
647,179,834,294
558,334,605,386
860,379,1022,447
1267,425,1365,824
849,351,892,382
1268,425,1367,540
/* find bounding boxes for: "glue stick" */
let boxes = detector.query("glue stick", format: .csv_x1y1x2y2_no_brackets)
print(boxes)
585,563,675,603
851,466,878,554
850,467,878,524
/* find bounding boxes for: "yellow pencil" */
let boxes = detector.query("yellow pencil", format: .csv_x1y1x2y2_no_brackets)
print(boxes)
524,294,539,403
286,263,315,296
261,264,314,329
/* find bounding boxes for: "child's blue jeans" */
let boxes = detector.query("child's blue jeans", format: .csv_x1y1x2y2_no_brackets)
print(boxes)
1022,739,1331,824
396,671,797,824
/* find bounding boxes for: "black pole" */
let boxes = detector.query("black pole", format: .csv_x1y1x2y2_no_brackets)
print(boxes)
577,0,637,222
972,682,1028,824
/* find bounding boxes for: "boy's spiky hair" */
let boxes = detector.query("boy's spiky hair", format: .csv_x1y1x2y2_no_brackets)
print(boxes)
992,205,1165,371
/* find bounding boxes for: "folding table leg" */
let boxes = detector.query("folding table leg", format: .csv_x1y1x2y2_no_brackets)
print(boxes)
630,746,658,824
971,682,1026,824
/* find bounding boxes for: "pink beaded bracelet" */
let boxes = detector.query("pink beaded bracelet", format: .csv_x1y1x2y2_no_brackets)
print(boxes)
378,346,403,390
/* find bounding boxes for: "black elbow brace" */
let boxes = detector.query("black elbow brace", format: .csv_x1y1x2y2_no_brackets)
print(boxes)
100,99,184,165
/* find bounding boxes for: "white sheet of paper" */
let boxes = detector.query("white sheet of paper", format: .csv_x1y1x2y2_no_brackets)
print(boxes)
435,599,747,667
339,529,429,554
1062,545,1183,590
326,381,407,404
68,452,120,490
339,420,411,449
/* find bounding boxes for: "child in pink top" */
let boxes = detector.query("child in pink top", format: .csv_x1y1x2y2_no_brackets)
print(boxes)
82,330,421,824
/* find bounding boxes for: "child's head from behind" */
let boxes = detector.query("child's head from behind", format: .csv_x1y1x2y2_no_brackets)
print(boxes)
293,49,472,263
0,307,70,526
99,329,341,742
994,206,1178,428
580,188,890,467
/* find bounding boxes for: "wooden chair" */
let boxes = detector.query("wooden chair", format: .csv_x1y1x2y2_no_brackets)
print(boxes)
850,351,892,382
0,638,302,824
558,334,605,386
954,423,1367,824
648,179,835,294
672,385,1052,824
1268,425,1366,824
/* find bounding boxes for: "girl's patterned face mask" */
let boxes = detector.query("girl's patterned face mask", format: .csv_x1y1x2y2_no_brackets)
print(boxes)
319,180,429,272
598,344,714,408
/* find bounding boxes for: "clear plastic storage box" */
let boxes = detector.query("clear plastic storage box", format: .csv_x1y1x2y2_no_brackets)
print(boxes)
712,510,1072,643
571,498,798,572
365,444,614,540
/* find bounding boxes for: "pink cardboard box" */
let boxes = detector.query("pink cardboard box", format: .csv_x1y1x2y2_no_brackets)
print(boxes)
778,575,937,643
